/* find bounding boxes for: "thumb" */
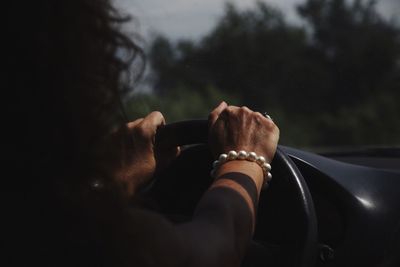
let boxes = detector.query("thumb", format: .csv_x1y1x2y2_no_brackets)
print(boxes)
208,101,228,128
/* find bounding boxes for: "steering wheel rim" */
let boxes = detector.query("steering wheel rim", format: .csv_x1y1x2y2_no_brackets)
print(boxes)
154,120,318,267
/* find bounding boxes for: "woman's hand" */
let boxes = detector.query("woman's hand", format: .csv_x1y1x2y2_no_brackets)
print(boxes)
208,102,280,236
209,102,280,163
208,102,280,190
116,111,180,196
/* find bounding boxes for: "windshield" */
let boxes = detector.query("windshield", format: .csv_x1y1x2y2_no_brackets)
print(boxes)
114,0,400,150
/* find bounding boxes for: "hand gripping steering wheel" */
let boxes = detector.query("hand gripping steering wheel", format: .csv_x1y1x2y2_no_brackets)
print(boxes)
153,120,318,267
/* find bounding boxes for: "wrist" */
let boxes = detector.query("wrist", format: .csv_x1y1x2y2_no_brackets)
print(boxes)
211,150,272,190
215,160,264,191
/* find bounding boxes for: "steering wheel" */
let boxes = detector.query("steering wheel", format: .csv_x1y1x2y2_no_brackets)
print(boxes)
151,120,318,267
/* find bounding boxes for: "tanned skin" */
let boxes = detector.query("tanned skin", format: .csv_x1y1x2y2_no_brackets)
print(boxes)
116,102,280,267
5,1,279,265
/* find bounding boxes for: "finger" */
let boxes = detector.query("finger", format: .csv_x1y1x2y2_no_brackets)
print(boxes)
139,111,166,141
241,106,252,112
176,146,181,157
238,106,253,120
254,112,276,127
168,146,181,161
225,105,240,113
208,101,228,127
254,112,268,122
254,112,263,118
142,111,165,128
126,118,144,130
154,146,181,174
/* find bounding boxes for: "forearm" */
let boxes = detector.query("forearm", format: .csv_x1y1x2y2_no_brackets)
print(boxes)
177,161,264,267
212,160,264,223
120,161,265,267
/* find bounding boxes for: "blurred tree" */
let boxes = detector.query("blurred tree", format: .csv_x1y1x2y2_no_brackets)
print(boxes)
296,0,400,146
298,0,400,109
132,0,400,147
148,2,309,111
148,36,177,91
125,86,240,123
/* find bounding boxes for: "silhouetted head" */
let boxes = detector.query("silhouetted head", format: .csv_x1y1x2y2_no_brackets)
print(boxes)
5,1,144,264
5,0,143,189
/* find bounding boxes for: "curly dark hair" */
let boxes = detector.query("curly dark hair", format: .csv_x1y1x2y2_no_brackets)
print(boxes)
6,0,143,184
5,0,146,264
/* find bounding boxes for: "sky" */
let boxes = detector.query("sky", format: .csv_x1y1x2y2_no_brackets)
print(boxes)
114,0,400,41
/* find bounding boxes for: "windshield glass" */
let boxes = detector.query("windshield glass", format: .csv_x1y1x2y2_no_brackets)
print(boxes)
114,0,400,151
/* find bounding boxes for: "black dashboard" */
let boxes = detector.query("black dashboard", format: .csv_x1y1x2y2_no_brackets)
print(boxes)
150,140,400,267
283,146,400,266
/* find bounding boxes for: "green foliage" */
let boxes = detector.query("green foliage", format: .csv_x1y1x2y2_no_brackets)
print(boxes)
125,86,240,123
128,0,400,147
298,0,400,108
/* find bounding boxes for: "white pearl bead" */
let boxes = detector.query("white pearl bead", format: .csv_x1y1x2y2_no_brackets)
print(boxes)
219,154,228,163
266,172,272,181
248,152,257,162
228,150,238,160
213,160,220,168
238,150,248,160
256,156,266,165
263,162,272,172
212,151,272,187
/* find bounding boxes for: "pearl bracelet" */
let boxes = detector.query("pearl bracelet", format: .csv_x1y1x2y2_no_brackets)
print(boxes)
211,150,272,187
